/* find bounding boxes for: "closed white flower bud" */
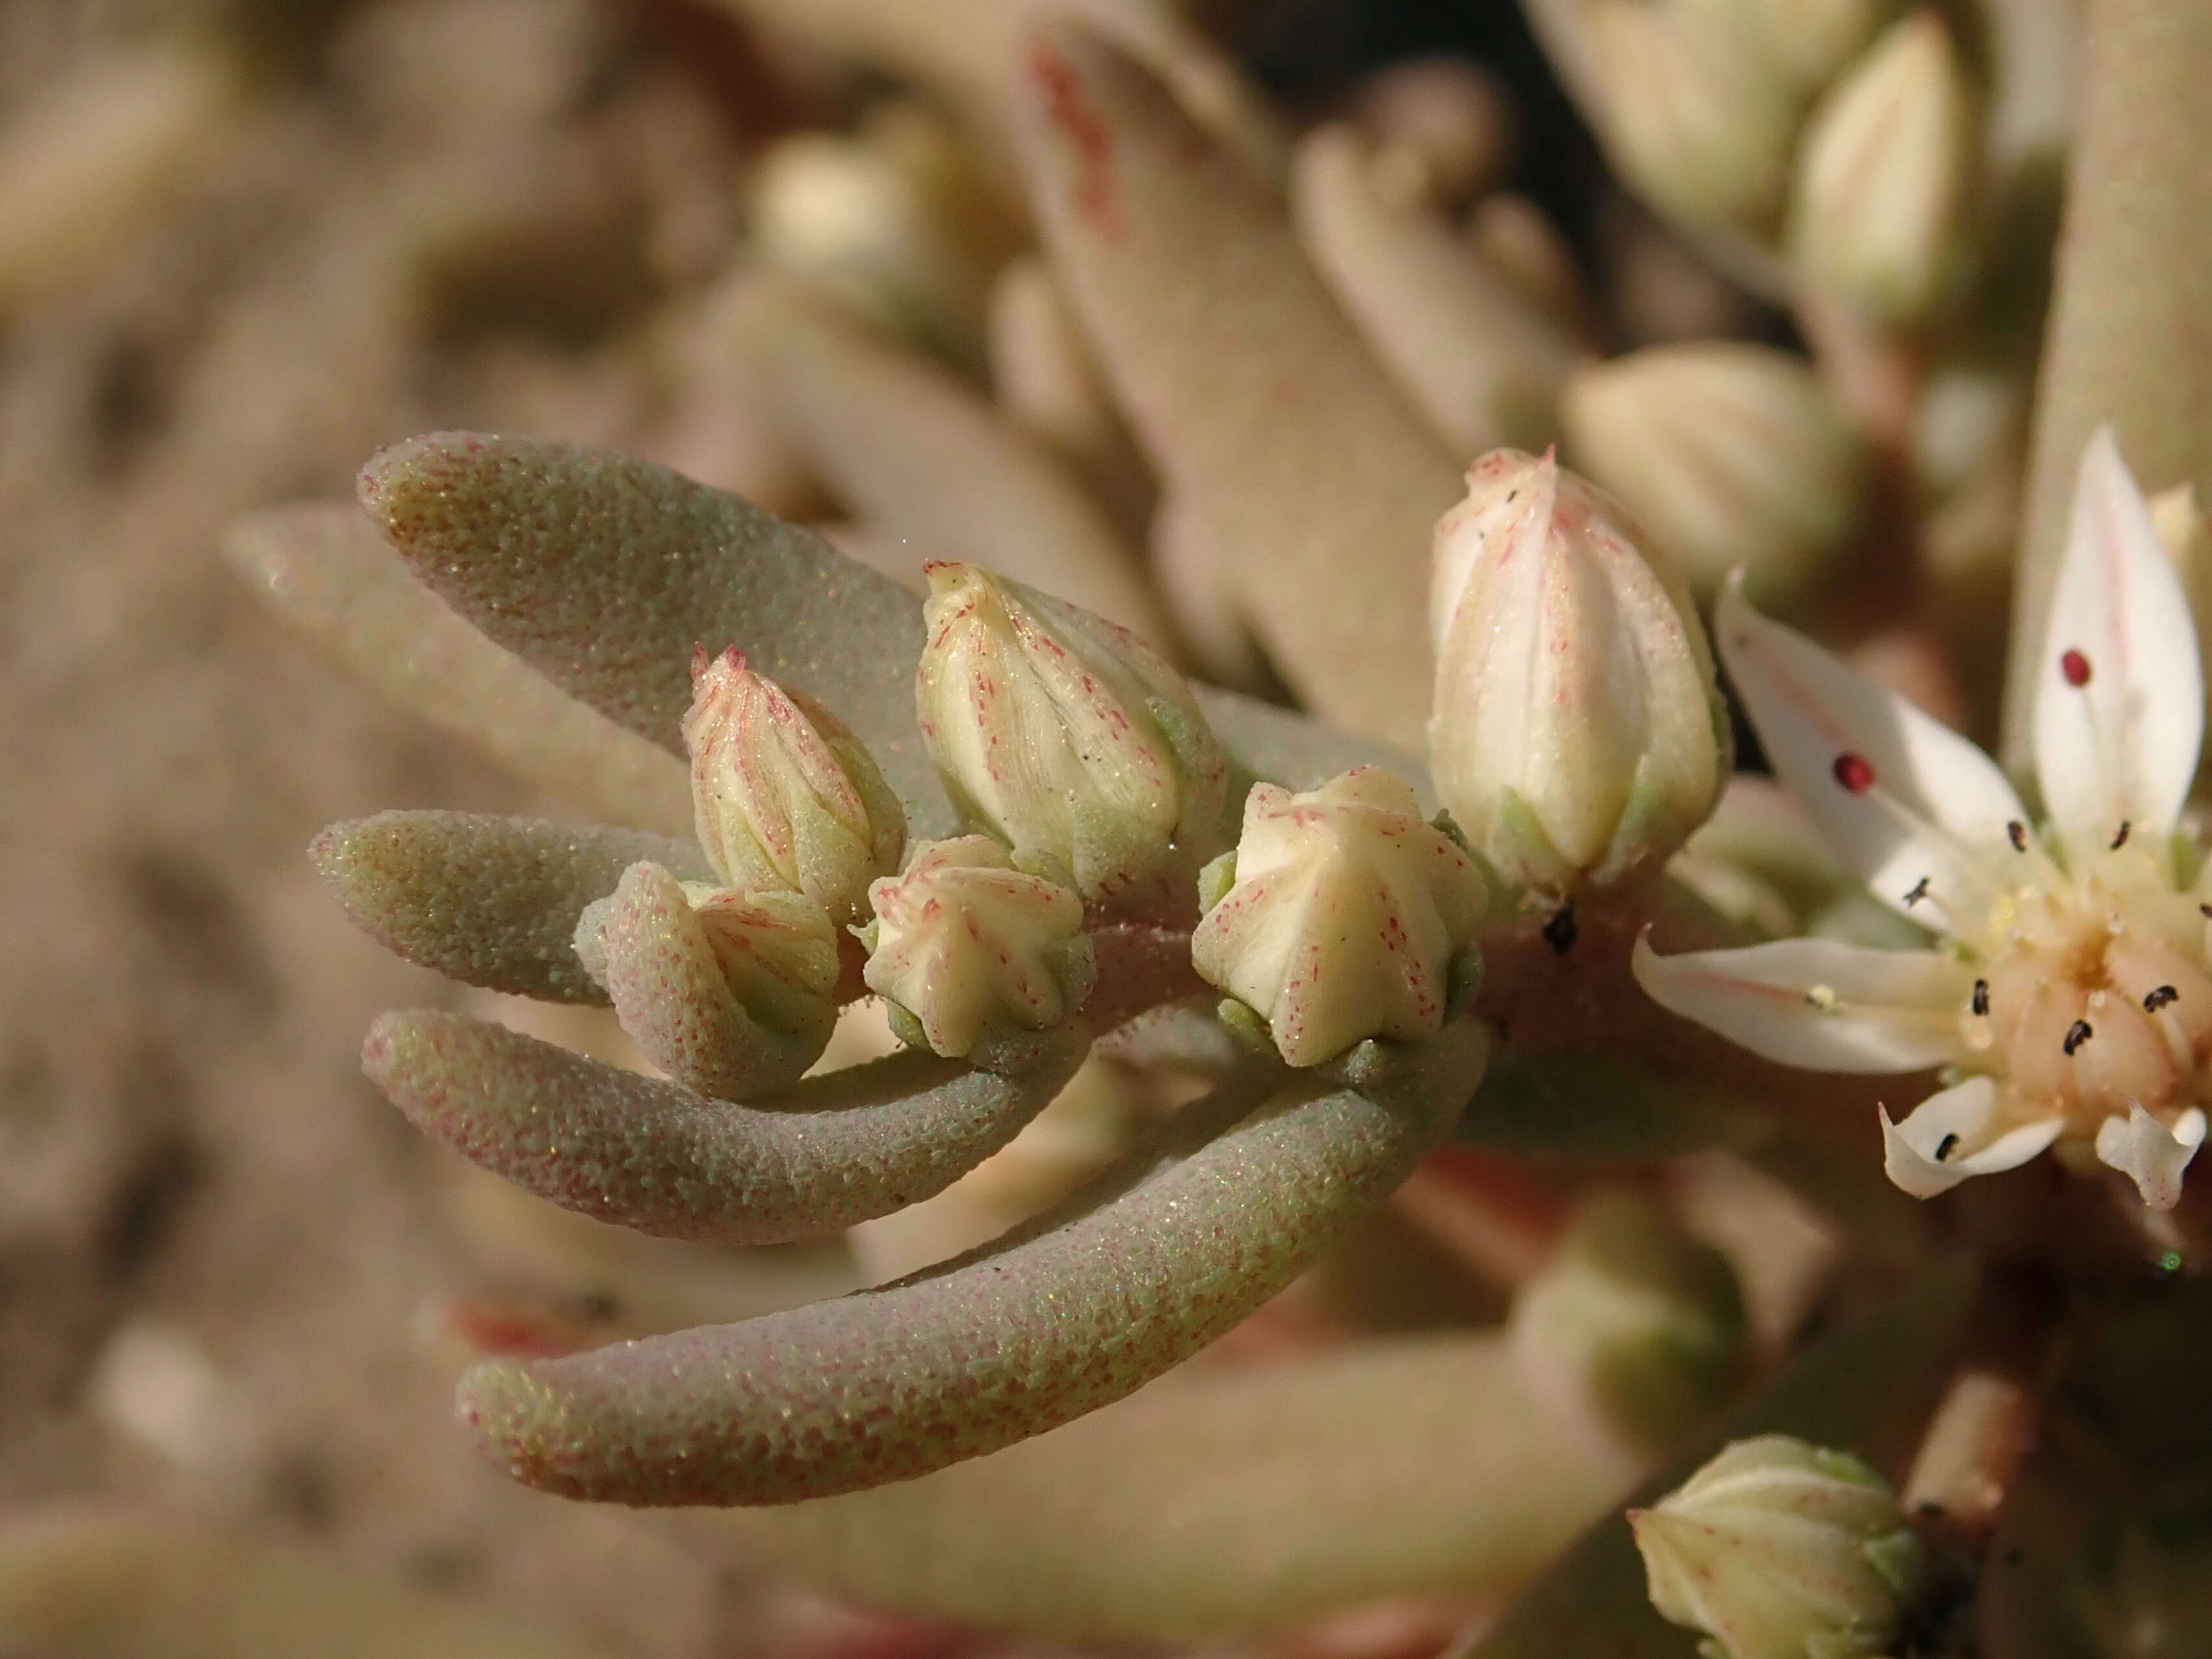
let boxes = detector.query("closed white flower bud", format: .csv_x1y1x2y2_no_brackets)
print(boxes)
859,836,1094,1059
1430,450,1730,896
1561,343,1867,605
684,647,907,928
1190,766,1485,1067
916,562,1229,906
1788,13,1977,327
1584,0,1797,232
1630,1434,1923,1659
1507,1190,1747,1459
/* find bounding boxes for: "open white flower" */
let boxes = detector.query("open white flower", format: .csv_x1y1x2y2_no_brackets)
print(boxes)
1636,428,2212,1210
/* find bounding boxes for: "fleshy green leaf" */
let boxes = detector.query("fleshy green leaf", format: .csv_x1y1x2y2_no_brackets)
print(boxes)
723,1333,1626,1639
364,1010,1086,1243
224,502,694,835
453,1021,1487,1506
726,278,1177,647
1013,20,1464,752
1453,1259,1975,1659
0,1512,608,1658
357,431,954,836
311,813,707,1004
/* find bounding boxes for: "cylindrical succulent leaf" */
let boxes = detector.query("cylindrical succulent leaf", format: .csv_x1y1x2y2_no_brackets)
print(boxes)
860,835,1095,1060
363,1010,1088,1244
1629,1433,1924,1659
915,560,1228,904
1191,766,1485,1066
684,646,907,927
451,1019,1488,1505
1429,449,1730,895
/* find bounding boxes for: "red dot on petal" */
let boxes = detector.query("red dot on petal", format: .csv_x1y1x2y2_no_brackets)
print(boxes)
2061,648,2092,688
1833,752,1877,794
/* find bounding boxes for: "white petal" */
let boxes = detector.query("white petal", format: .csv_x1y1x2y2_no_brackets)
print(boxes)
2093,1103,2207,1211
2033,426,2205,853
1633,934,1973,1073
1879,1077,2062,1198
1715,574,2025,939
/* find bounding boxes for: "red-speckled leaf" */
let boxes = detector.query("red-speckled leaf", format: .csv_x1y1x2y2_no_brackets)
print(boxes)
1452,1259,1976,1659
357,432,954,837
724,1333,1626,1639
454,1021,1488,1506
365,1010,1087,1243
311,813,707,1004
1013,21,1464,752
224,502,694,835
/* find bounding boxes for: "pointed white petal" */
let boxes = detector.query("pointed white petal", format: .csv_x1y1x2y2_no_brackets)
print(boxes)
1715,574,2024,939
2093,1104,2207,1211
1633,934,1973,1073
1879,1077,2062,1198
2033,426,2205,852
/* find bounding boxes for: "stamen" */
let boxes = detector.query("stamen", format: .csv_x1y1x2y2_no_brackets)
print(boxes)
1903,876,1932,908
2064,1019,2094,1056
1934,1132,1960,1161
2200,903,2212,920
1805,984,1840,1012
1541,904,1578,956
2111,820,2132,850
2061,648,2093,688
1832,752,1876,794
2145,985,2180,1012
1971,980,1990,1017
2008,820,2028,852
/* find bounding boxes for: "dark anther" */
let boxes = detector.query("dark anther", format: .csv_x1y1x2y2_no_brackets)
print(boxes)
1903,876,1931,908
2112,820,2132,850
1540,904,1578,955
1971,980,1990,1017
2146,985,2180,1013
2008,820,2028,852
2064,1019,2094,1056
1934,1133,1960,1162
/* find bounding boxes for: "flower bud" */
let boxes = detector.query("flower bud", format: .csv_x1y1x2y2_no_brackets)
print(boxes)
916,562,1229,906
1507,1190,1747,1459
1430,450,1730,895
683,647,907,928
1788,13,1977,327
1630,1435,1923,1659
1583,0,1797,232
1561,343,1867,606
1191,766,1485,1067
859,836,1095,1060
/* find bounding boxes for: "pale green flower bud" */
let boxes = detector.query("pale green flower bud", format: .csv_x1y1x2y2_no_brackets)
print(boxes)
1430,450,1730,896
1190,766,1485,1067
1583,0,1797,232
1507,1191,1747,1459
859,836,1094,1060
1788,13,1977,327
1561,343,1867,607
684,647,907,928
915,562,1229,907
1630,1435,1923,1659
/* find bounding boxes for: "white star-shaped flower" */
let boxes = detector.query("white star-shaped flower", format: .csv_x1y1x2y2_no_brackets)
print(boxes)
1636,428,2212,1210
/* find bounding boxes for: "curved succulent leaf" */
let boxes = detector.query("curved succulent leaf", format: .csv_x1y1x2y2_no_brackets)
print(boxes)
224,502,694,835
1454,1259,1975,1659
723,1333,1624,1639
453,1021,1488,1506
0,1511,606,1659
356,431,954,836
364,1010,1086,1244
587,862,833,1099
727,278,1177,647
1013,20,1463,751
312,813,707,1004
